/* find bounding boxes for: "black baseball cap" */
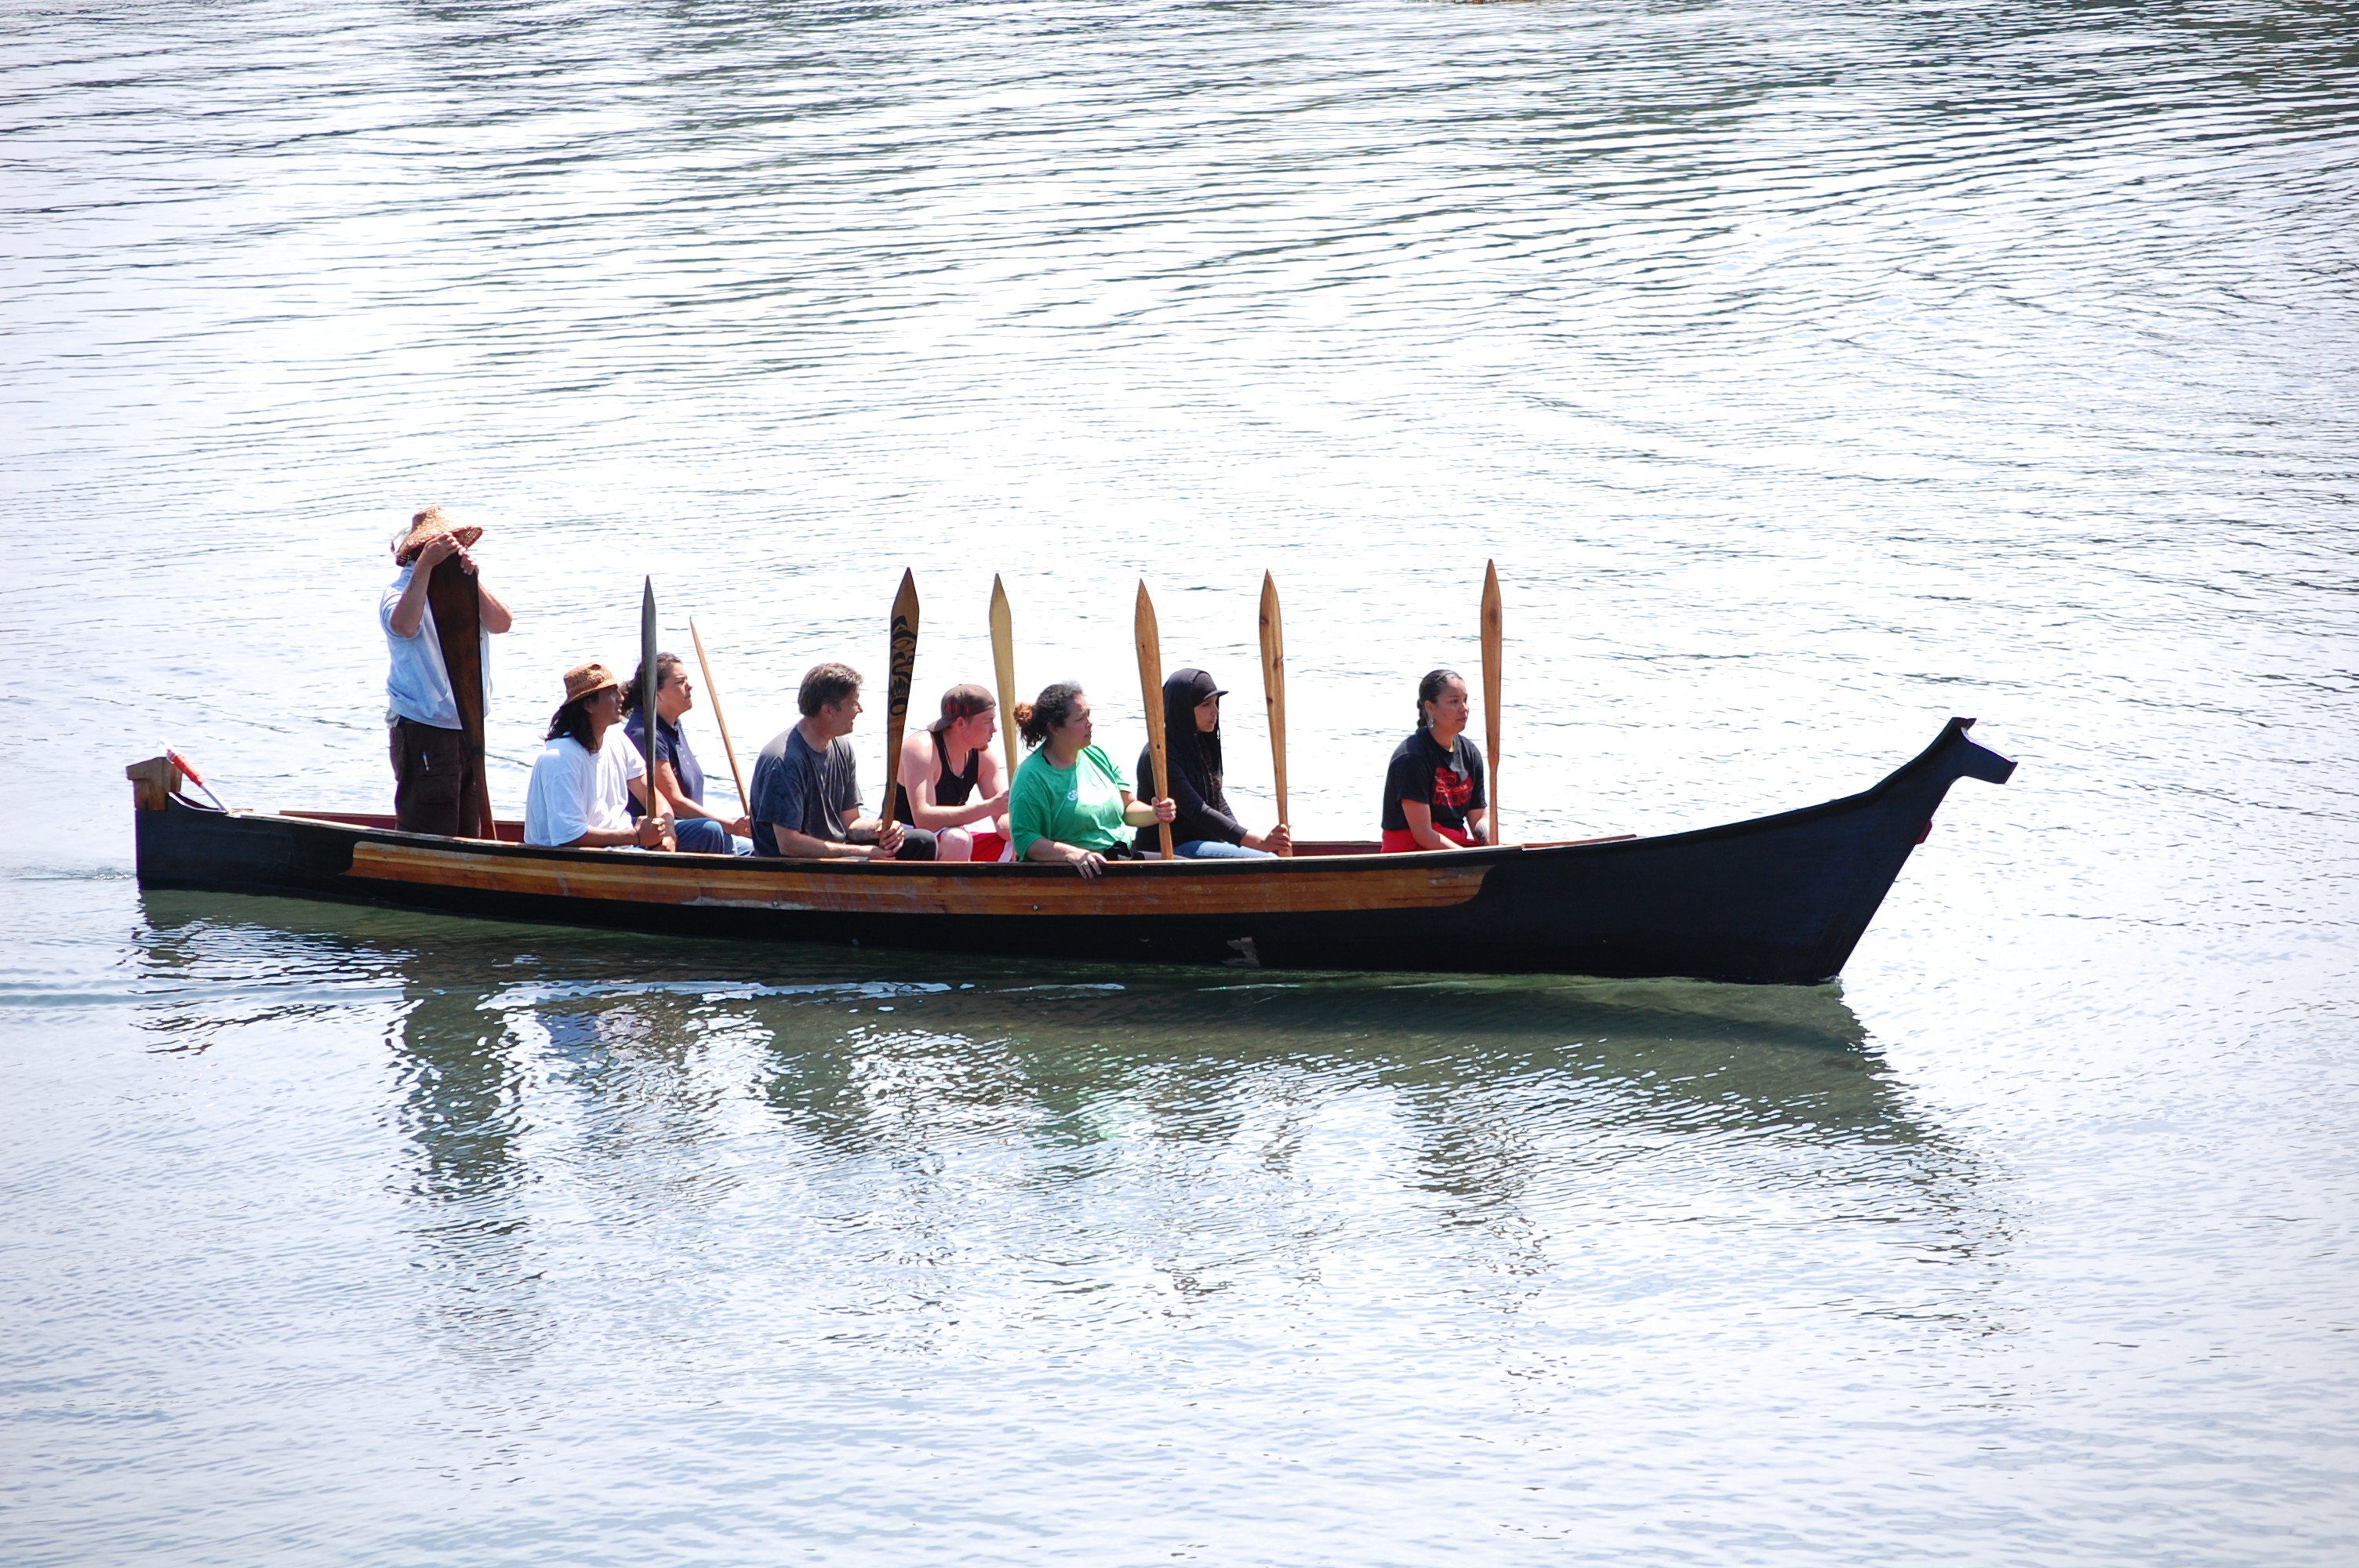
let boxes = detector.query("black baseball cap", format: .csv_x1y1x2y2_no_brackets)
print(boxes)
1168,668,1227,703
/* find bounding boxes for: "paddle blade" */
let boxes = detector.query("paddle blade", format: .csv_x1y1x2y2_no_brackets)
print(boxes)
1481,559,1503,847
1259,571,1290,855
883,568,919,836
1134,580,1174,860
990,574,1020,782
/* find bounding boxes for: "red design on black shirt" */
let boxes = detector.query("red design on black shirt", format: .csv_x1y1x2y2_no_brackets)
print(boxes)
1379,729,1486,835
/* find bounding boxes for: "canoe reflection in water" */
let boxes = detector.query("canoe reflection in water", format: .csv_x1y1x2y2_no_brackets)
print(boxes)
133,894,2013,1364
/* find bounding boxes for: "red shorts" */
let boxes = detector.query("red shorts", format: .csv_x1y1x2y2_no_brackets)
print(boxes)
968,830,1009,863
1381,826,1474,853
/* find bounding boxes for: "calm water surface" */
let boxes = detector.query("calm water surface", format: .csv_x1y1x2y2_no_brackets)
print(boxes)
3,1,2356,1562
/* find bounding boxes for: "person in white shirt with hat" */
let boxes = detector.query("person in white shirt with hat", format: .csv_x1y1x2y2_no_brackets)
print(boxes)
524,661,675,850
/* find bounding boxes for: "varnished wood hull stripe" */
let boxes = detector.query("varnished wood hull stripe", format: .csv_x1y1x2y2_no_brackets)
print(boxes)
343,843,1492,916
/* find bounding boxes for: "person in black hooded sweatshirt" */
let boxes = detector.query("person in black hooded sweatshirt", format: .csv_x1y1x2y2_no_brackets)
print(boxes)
1135,668,1292,859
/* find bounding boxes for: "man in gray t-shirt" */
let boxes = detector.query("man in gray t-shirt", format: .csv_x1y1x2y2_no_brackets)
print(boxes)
750,662,938,861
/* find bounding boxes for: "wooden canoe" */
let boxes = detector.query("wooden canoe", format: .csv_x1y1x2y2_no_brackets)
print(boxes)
122,718,2014,983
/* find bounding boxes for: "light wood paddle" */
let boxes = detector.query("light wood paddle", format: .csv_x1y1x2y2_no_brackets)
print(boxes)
881,569,920,848
1258,571,1291,856
1133,580,1176,861
1481,559,1503,848
688,617,750,814
989,575,1020,784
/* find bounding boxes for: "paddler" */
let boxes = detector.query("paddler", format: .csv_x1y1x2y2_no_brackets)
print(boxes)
893,684,1013,862
750,663,937,860
381,506,512,835
1134,668,1289,859
1379,669,1491,852
623,652,752,855
523,662,675,850
1009,682,1176,879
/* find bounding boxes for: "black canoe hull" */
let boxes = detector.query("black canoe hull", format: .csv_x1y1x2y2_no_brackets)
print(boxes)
131,719,2014,984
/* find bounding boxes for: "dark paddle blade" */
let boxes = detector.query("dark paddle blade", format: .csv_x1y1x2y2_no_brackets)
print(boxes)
640,577,660,782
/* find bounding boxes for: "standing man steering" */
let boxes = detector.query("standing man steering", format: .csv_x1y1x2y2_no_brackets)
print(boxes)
382,506,514,835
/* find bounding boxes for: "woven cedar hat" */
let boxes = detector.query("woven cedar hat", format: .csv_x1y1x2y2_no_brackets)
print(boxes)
394,506,483,566
562,662,621,704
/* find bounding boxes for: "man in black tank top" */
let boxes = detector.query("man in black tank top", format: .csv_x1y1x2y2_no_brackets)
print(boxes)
895,683,1014,861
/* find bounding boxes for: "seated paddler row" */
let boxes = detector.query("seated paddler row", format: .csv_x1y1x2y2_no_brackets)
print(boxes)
381,509,1492,869
511,657,1493,872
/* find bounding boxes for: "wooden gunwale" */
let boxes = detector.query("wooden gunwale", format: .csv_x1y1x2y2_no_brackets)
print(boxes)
258,810,1643,920
341,839,1498,916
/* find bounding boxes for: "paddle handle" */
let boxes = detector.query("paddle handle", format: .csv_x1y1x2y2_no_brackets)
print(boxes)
1481,559,1503,848
1259,572,1290,855
689,619,751,814
1134,581,1175,861
990,575,1020,785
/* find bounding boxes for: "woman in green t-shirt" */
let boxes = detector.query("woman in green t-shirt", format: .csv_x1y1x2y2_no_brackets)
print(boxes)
1010,682,1176,879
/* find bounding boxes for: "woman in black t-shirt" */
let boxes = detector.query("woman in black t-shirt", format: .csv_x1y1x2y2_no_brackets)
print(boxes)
1379,669,1490,852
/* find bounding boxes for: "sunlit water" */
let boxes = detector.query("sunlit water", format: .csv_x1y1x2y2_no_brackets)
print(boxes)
3,1,2356,1562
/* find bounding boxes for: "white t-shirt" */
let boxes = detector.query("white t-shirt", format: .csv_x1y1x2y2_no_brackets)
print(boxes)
524,735,645,847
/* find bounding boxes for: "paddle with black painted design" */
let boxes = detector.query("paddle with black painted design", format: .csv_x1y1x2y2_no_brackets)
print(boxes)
881,570,920,855
1134,580,1176,861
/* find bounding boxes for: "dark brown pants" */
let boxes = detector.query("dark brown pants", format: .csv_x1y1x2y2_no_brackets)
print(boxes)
390,717,482,837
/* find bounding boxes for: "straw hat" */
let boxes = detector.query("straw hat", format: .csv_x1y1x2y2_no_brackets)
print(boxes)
562,662,621,704
393,506,483,566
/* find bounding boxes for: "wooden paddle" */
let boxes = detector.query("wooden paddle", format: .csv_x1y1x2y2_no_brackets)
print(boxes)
1481,558,1503,848
426,552,495,837
640,576,667,833
881,569,920,849
989,575,1020,784
688,617,750,813
1258,571,1291,856
1133,580,1176,861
